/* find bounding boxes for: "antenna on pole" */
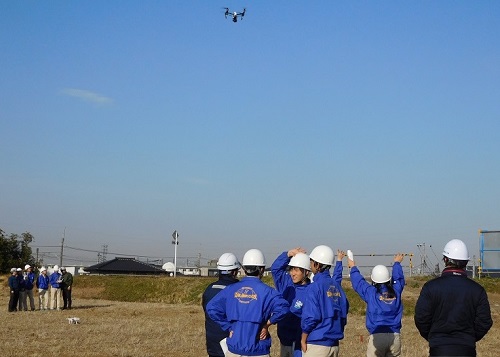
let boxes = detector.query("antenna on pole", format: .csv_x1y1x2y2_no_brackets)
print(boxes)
60,227,66,267
172,230,179,278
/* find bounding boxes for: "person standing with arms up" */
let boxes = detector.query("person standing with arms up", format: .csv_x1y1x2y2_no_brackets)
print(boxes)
207,248,290,357
37,267,50,310
202,253,240,357
301,245,349,357
271,248,311,357
347,252,405,357
415,239,492,357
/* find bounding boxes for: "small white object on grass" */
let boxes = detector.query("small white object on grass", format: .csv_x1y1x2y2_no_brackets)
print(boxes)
67,317,80,324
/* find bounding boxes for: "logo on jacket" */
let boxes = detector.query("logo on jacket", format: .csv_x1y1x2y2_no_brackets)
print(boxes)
294,299,303,310
378,292,396,304
234,287,258,304
326,285,341,303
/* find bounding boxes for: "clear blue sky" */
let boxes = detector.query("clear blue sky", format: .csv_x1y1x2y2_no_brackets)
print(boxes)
1,1,499,269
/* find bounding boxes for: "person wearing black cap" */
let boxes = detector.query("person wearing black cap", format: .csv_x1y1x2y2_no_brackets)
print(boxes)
60,267,73,310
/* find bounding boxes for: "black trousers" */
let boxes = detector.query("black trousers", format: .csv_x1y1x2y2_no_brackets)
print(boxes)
62,288,72,309
8,290,19,312
430,344,476,357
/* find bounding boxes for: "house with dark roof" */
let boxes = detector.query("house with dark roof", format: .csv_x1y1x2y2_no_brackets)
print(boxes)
84,257,167,275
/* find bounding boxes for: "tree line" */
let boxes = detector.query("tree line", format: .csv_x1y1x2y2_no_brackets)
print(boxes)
0,228,35,274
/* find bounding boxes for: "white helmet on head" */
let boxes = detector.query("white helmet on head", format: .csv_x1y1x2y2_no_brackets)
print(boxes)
217,253,239,272
242,249,266,267
24,264,31,270
289,253,311,271
309,245,334,266
371,265,391,284
443,239,469,260
40,267,47,272
53,265,59,271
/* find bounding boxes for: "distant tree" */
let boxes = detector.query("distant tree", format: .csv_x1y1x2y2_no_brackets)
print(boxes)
0,228,36,273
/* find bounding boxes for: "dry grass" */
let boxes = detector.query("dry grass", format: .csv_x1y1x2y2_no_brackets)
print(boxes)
1,276,499,357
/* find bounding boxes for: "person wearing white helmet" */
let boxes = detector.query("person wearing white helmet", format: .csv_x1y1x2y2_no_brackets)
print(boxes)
415,239,492,357
8,268,21,312
23,264,36,311
202,253,240,357
300,245,349,357
17,267,28,311
347,253,405,357
271,247,311,357
37,267,50,310
206,248,290,357
49,265,63,310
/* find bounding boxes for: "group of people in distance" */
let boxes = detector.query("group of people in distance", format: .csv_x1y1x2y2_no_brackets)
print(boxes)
8,264,73,312
202,239,492,357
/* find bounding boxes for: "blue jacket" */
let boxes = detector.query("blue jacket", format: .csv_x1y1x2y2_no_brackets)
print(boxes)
206,276,290,356
49,272,61,288
24,272,36,290
301,270,348,347
202,274,239,357
350,262,405,334
271,252,311,349
37,274,50,290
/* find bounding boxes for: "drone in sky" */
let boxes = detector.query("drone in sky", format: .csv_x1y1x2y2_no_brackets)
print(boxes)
224,8,246,23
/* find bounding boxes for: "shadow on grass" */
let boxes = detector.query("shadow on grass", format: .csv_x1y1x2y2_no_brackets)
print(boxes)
71,304,113,310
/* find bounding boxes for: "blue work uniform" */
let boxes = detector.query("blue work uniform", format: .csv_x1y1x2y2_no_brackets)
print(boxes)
350,262,405,334
37,274,50,289
49,272,61,288
206,276,290,356
25,272,36,290
271,252,311,355
301,270,348,348
202,274,239,357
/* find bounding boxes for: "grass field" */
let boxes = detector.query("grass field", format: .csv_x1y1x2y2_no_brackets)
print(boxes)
1,275,499,357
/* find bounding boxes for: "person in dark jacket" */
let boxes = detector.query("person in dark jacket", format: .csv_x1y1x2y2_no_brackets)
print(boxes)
202,253,240,357
60,267,73,310
415,239,492,357
8,268,20,312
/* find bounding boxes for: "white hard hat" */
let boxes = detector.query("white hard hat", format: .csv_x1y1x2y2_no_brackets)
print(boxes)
40,267,47,272
371,265,391,284
10,268,17,273
443,239,469,260
60,267,66,271
242,249,266,267
24,264,31,270
289,253,311,271
16,268,22,272
53,265,59,271
217,253,239,271
309,245,334,266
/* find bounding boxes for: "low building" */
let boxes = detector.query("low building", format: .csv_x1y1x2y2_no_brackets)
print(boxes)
84,257,167,275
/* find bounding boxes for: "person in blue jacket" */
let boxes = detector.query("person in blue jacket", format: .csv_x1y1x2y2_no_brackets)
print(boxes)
207,248,290,357
37,267,50,310
301,245,348,357
49,265,62,310
348,253,405,357
271,248,311,357
23,264,36,311
202,253,240,357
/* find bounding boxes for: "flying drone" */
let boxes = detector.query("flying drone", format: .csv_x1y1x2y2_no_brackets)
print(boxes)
224,8,246,22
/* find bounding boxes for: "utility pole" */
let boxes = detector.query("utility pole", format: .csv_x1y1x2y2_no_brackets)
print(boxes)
59,227,66,267
172,230,179,278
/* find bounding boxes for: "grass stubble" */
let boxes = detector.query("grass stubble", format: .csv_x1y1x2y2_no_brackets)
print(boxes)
0,276,498,357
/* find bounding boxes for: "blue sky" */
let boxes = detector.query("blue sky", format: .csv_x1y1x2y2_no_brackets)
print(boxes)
1,1,499,269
